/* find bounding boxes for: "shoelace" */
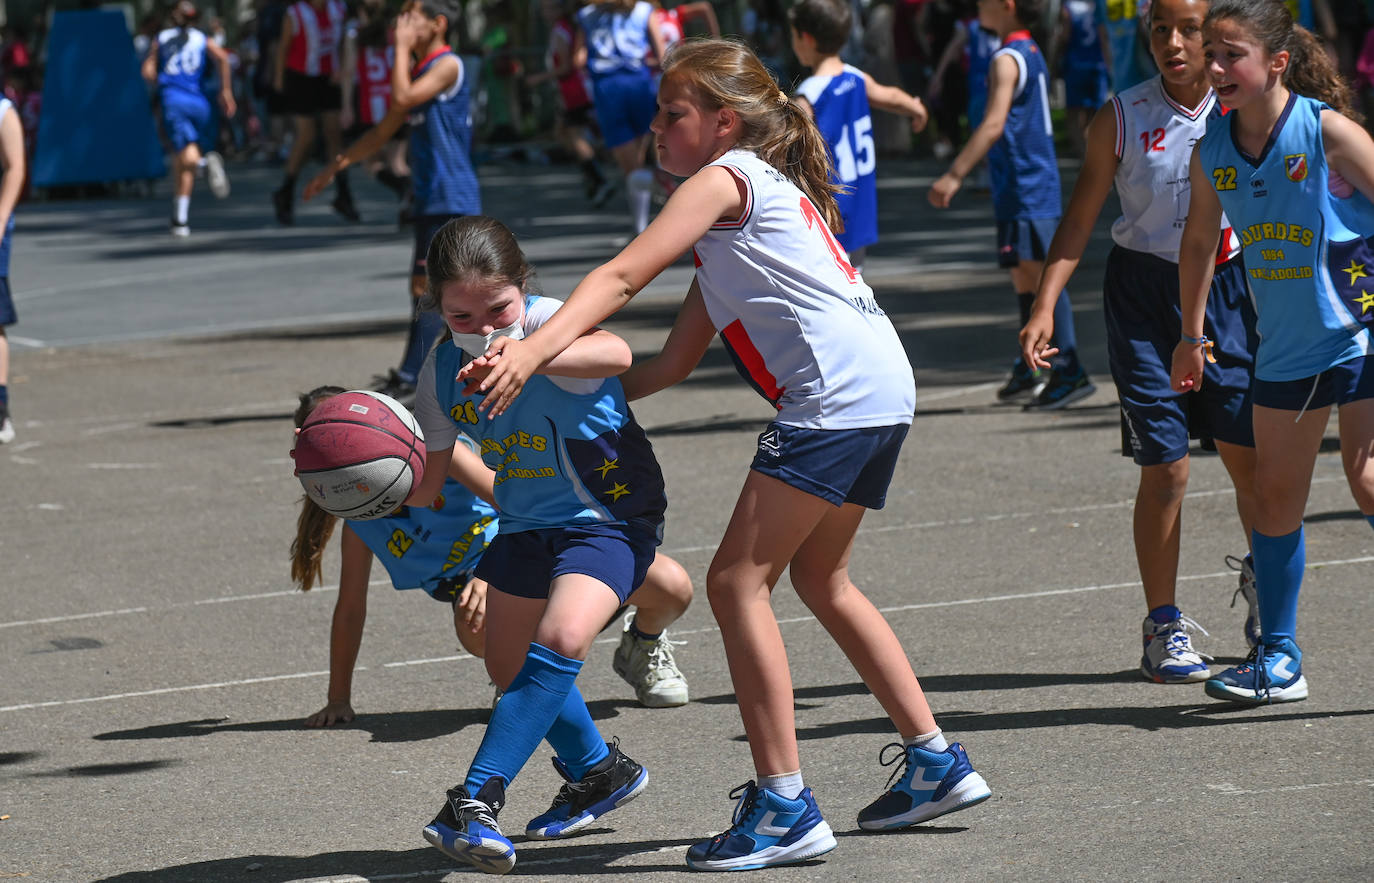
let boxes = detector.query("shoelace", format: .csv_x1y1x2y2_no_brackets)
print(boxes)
549,738,624,809
1162,615,1214,662
706,782,762,846
876,742,914,791
455,796,502,832
643,636,685,681
1230,643,1275,702
1225,555,1255,610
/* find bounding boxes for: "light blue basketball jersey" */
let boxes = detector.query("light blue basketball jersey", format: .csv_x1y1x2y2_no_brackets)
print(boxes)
408,49,480,217
346,476,498,598
1095,0,1150,91
156,27,208,97
577,1,653,78
429,295,667,535
795,65,878,253
1199,93,1374,381
988,35,1061,221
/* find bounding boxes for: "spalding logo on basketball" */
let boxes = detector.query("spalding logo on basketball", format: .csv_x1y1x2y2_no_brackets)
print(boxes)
293,390,426,520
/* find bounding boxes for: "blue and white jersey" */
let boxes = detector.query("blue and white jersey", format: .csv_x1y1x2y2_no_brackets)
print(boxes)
965,19,999,126
988,34,1061,221
1199,93,1374,381
795,65,877,253
577,0,653,78
408,48,480,217
1063,0,1106,73
156,27,209,98
347,474,498,597
414,295,667,535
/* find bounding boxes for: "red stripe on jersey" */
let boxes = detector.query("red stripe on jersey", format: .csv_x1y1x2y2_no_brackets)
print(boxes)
720,319,783,406
692,247,701,268
1216,226,1241,264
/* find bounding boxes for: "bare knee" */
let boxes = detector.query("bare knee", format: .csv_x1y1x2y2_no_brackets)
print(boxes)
1138,459,1189,507
530,622,593,661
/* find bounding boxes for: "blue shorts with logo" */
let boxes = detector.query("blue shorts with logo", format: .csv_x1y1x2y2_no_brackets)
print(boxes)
750,421,909,509
474,521,661,604
996,216,1059,268
1104,247,1257,465
1252,354,1374,411
160,89,212,151
590,70,657,149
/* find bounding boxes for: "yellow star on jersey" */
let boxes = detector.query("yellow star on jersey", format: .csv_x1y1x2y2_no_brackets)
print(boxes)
1356,289,1374,315
605,482,631,502
594,457,620,479
1344,260,1368,286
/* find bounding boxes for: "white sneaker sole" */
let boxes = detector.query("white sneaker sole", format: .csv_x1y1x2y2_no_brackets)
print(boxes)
0,417,14,444
204,152,230,198
686,820,836,871
422,825,515,874
1205,674,1308,704
858,772,992,831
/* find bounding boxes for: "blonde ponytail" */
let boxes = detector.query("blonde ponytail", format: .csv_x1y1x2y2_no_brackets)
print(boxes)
290,385,348,591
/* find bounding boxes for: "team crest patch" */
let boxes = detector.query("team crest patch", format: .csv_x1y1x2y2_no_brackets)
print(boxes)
1284,154,1308,182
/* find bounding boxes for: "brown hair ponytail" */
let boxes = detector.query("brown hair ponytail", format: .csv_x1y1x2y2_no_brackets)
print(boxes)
289,386,347,591
1206,0,1360,121
662,38,845,231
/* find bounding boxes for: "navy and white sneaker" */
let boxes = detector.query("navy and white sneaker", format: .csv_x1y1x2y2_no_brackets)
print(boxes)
1205,638,1308,704
857,742,991,831
1226,554,1261,648
996,359,1046,401
685,782,836,871
525,740,647,839
1025,364,1097,410
1141,614,1213,683
422,777,516,875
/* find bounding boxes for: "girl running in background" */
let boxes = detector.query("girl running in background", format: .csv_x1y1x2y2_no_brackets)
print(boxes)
1171,0,1374,704
467,38,991,872
290,385,691,728
142,0,234,237
1019,0,1262,685
576,0,668,233
407,217,691,873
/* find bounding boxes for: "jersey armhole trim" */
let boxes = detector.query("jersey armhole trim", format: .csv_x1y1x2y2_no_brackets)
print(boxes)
1111,95,1125,160
709,164,754,231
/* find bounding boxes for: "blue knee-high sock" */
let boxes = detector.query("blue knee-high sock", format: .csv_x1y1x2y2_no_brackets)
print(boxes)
1251,526,1305,644
464,643,586,793
544,684,610,780
397,305,445,384
1051,289,1078,358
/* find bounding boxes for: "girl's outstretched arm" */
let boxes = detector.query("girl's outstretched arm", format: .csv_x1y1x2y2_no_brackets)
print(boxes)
304,525,373,727
448,438,496,506
1170,146,1223,393
620,280,716,401
407,445,454,507
1021,100,1120,369
1323,109,1374,202
472,164,744,415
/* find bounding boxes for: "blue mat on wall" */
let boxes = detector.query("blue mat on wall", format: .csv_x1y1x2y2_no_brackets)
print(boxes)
34,10,165,187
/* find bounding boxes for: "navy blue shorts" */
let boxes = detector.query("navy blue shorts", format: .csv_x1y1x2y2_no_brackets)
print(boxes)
474,522,661,604
997,216,1059,268
0,278,13,327
1104,247,1258,465
1252,355,1374,411
1063,65,1108,109
413,214,462,278
590,70,657,149
750,421,909,509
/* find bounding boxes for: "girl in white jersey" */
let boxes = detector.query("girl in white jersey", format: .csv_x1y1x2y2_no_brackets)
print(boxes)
461,38,990,872
1019,0,1264,686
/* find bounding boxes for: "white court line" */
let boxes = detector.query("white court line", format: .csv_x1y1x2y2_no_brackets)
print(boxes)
3,555,1370,715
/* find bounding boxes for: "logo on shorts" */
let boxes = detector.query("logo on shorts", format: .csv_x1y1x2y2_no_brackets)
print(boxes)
1284,154,1308,182
758,429,781,457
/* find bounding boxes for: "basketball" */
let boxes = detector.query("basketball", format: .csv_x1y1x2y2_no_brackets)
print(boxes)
293,390,426,520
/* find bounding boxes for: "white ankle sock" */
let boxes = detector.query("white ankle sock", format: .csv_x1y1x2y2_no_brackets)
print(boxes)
173,196,190,225
626,168,654,234
908,729,948,752
758,770,804,800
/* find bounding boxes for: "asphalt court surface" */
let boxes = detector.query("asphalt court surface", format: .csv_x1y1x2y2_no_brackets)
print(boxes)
1,159,1371,881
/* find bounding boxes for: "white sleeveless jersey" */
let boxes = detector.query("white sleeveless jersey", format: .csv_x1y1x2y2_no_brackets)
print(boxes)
691,150,915,430
1109,76,1240,263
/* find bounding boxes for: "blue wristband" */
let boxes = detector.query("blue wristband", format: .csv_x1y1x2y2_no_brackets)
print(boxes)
1180,332,1211,346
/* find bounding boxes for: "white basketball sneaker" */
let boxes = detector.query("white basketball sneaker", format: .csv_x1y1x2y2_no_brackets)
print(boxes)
612,615,688,707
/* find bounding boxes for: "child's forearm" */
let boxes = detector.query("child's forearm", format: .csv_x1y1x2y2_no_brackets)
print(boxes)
540,329,633,378
946,121,1002,180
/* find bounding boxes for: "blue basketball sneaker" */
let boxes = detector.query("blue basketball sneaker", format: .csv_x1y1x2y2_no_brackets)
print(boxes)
857,742,991,831
1204,637,1308,704
525,740,648,839
422,777,515,875
685,782,837,871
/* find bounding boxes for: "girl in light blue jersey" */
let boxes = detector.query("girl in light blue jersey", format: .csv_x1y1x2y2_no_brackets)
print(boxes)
1171,0,1374,705
405,217,693,874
